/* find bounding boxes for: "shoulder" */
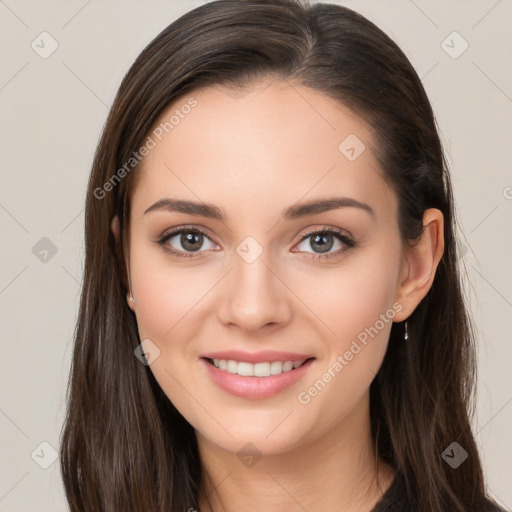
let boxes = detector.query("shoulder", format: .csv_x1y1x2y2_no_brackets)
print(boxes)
373,473,509,512
479,499,509,512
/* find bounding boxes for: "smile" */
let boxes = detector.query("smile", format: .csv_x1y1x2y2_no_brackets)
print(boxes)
201,356,316,399
207,358,309,377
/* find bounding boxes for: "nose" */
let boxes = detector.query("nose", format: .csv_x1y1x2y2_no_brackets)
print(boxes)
216,248,293,333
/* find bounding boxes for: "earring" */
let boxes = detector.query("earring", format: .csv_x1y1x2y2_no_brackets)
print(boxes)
404,320,409,341
129,292,135,305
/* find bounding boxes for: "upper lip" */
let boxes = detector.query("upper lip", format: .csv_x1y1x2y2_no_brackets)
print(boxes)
201,350,315,364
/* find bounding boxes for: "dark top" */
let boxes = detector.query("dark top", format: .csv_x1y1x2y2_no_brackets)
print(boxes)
372,472,508,512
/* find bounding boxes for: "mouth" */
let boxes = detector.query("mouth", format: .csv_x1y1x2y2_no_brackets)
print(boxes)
200,356,317,399
203,357,315,377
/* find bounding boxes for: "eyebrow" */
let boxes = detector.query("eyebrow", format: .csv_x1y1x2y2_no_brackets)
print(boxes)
143,196,375,220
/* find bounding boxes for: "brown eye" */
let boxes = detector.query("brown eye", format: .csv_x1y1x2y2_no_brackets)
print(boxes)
178,231,204,252
294,228,355,260
157,227,218,258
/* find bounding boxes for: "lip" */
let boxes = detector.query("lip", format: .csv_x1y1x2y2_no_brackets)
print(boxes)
200,350,314,364
200,356,316,399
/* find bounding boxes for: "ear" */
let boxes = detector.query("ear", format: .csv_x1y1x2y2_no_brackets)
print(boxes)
111,215,134,310
393,208,444,322
111,214,120,242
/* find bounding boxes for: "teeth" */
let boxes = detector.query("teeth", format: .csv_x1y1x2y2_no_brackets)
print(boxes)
211,358,307,377
282,361,293,372
270,361,283,375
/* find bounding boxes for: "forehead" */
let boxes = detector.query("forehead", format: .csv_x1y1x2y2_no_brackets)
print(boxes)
131,79,397,226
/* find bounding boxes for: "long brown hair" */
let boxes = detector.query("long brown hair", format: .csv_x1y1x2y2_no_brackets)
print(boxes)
59,1,498,510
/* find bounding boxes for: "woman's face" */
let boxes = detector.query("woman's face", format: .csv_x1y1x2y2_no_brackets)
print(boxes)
125,79,410,455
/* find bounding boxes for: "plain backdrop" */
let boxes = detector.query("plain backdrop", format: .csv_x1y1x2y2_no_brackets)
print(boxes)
0,0,511,510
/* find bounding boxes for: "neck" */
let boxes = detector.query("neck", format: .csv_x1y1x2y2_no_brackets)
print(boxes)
196,393,395,512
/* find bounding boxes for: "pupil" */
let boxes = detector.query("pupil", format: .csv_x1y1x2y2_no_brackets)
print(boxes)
311,234,333,254
182,232,202,252
179,232,335,254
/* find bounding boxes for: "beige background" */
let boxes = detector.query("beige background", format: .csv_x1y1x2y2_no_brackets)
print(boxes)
0,0,511,510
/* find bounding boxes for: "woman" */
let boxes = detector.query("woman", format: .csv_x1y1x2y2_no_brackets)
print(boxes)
59,0,506,510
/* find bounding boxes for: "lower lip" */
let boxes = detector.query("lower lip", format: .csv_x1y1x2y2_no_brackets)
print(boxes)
200,358,316,399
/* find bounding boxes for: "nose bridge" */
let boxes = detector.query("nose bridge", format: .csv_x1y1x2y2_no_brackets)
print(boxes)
218,238,291,330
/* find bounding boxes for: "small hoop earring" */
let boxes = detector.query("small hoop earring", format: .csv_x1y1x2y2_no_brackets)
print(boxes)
404,320,409,341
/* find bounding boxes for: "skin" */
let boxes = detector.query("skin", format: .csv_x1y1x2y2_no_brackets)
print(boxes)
112,78,444,511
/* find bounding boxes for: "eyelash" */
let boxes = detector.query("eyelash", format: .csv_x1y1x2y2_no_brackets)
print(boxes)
155,225,357,261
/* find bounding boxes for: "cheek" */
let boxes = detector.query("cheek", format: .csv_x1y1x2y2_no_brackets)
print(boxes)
129,247,219,410
130,244,214,340
291,246,401,403
129,252,213,427
291,246,401,343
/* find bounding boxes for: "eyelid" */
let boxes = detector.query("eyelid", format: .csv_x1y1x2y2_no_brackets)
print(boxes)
155,224,356,259
296,225,353,243
159,224,220,244
158,224,351,244
292,226,355,259
155,225,220,258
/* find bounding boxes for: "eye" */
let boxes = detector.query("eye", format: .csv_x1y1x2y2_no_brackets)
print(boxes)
155,225,356,261
292,227,356,260
156,226,219,258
